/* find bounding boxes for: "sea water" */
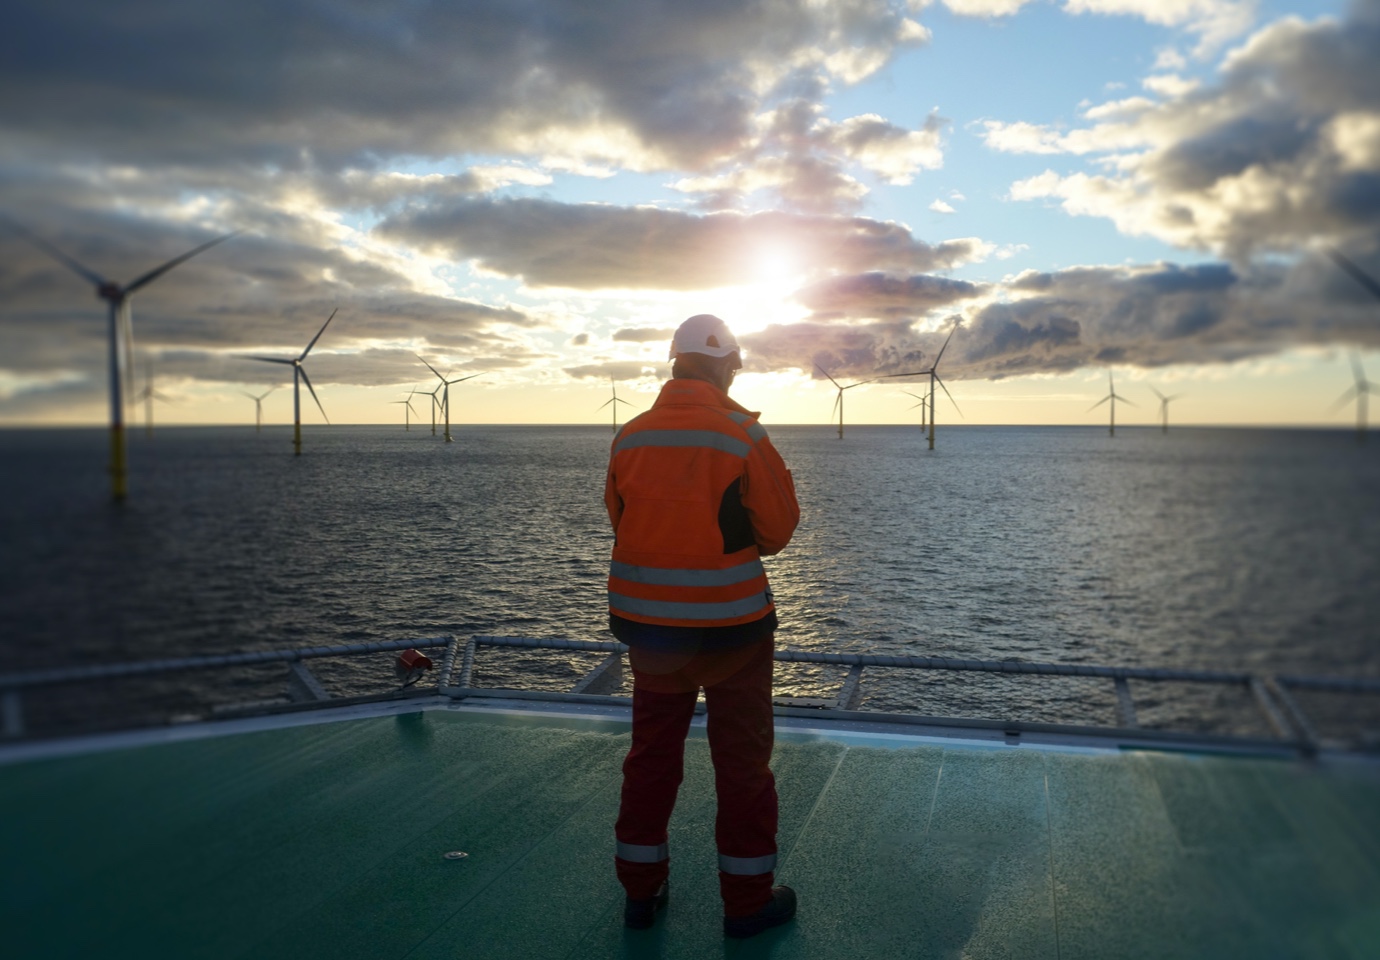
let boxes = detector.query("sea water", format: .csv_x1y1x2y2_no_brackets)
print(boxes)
1,424,1377,734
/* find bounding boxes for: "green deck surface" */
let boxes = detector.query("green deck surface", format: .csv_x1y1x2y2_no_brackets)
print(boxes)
3,708,1378,959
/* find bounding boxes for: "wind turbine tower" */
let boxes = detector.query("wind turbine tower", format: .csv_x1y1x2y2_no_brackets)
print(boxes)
136,357,172,439
1149,386,1182,435
904,391,928,430
599,378,636,433
1089,372,1134,437
1326,250,1380,444
391,387,421,431
239,309,337,455
418,355,482,443
1334,353,1374,443
815,364,877,439
5,220,237,500
242,386,276,433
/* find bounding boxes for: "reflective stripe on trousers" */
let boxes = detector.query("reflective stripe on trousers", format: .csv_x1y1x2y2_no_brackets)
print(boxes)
718,852,777,875
616,841,669,864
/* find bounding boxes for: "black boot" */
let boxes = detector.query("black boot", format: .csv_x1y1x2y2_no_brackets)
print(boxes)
723,885,797,939
623,882,669,930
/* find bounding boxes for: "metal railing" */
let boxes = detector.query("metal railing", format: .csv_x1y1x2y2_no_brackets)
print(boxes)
3,634,1377,755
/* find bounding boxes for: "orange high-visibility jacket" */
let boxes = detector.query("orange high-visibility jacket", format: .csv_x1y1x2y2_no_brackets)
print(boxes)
605,377,800,629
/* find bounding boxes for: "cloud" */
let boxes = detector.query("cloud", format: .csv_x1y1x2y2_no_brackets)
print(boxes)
378,198,990,289
728,251,1380,383
564,361,668,381
996,3,1380,260
942,0,1255,51
949,257,1380,379
929,199,957,214
1063,1,1256,54
612,327,676,343
793,272,984,320
0,207,540,402
669,103,946,214
0,0,929,176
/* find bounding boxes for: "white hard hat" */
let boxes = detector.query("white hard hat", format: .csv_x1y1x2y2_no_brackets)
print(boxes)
669,314,740,360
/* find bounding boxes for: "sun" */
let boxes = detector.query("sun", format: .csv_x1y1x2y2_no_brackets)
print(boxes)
727,247,809,336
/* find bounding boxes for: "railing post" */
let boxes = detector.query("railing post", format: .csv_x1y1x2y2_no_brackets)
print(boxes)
836,664,865,711
286,661,330,702
455,638,478,690
1267,678,1319,752
570,653,623,696
1113,677,1138,729
2,690,23,739
1248,677,1295,741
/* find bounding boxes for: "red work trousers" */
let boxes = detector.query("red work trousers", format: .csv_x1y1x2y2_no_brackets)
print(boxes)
614,635,778,918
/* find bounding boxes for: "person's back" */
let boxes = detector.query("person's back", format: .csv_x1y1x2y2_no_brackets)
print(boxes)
605,315,801,940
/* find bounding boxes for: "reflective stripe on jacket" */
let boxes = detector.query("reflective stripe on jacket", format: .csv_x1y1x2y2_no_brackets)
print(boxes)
605,377,799,629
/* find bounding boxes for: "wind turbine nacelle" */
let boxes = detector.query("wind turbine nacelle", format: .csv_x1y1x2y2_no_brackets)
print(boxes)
395,648,434,687
98,281,123,301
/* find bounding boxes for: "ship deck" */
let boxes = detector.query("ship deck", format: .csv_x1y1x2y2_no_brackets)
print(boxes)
3,701,1379,959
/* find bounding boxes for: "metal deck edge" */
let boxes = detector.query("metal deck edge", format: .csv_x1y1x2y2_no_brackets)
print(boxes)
5,686,1378,770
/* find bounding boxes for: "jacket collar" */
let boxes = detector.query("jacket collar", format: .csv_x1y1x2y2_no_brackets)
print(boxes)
654,377,761,420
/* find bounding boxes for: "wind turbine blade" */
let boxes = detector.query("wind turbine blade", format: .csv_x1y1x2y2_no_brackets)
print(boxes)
844,377,879,390
1328,249,1380,303
814,363,842,389
598,398,614,410
831,392,841,418
298,308,338,361
935,374,963,418
1352,352,1366,385
1088,396,1111,412
405,400,419,415
3,219,108,288
1113,393,1137,406
299,367,329,424
875,370,929,380
932,324,960,367
124,230,241,294
1332,386,1359,411
448,372,484,384
1149,385,1166,401
417,354,446,381
238,355,295,365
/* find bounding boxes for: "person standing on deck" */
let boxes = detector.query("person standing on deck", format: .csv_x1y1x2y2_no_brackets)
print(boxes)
605,314,801,939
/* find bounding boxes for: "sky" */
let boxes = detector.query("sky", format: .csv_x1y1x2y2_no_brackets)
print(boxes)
1,0,1378,429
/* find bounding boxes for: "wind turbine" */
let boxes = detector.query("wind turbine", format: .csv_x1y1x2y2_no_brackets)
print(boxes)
391,386,421,431
1089,372,1134,437
239,309,337,455
1326,250,1380,443
815,364,878,439
135,357,173,439
417,355,482,443
4,219,238,500
242,386,276,433
904,391,928,431
599,378,637,433
419,385,442,436
1148,386,1181,434
1333,353,1373,443
877,322,962,449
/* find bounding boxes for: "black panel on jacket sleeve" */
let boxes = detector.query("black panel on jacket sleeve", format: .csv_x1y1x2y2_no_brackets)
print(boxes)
718,479,754,553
